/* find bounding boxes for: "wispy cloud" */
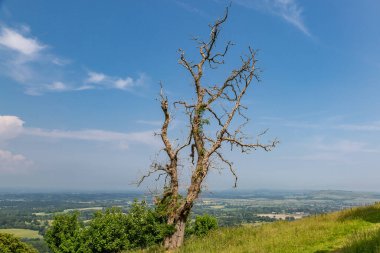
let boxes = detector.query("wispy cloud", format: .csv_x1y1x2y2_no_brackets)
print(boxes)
335,122,380,132
0,115,161,173
0,23,150,95
136,120,162,127
314,139,373,154
86,72,106,84
0,115,160,149
261,117,380,133
24,128,159,148
46,81,68,92
84,71,149,91
173,1,211,19
233,0,310,36
286,137,380,163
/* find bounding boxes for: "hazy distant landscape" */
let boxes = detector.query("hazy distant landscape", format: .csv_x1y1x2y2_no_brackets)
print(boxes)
1,190,380,252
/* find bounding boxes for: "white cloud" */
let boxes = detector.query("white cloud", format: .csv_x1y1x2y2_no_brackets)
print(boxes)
0,116,32,173
0,115,24,141
114,77,134,89
233,0,310,36
0,149,32,173
84,71,149,91
0,23,151,95
0,26,45,55
86,71,106,84
46,81,67,91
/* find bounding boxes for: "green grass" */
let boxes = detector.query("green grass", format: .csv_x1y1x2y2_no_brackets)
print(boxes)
0,229,42,239
338,228,380,253
132,203,380,253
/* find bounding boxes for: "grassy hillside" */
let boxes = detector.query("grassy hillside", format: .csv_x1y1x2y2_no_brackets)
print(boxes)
129,203,380,252
175,203,380,253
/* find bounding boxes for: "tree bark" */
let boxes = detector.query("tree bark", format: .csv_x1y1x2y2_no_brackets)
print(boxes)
164,216,187,250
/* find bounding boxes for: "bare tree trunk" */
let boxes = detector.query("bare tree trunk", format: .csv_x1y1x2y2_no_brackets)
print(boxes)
138,7,278,251
164,215,187,250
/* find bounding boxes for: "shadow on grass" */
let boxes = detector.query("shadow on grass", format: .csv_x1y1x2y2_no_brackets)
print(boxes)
333,229,380,253
338,205,380,223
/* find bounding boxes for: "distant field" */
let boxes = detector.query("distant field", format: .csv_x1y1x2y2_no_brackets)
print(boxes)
257,213,306,220
0,228,42,239
63,206,103,213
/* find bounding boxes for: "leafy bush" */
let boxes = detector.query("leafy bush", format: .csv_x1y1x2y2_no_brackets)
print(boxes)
45,201,174,252
81,207,130,253
125,201,173,249
0,233,38,253
187,214,218,237
44,212,83,253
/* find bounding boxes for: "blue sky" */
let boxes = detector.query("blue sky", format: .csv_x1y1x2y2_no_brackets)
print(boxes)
1,0,380,191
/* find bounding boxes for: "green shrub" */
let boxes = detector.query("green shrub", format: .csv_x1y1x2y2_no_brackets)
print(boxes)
44,212,83,253
187,214,218,237
0,233,38,253
81,207,130,253
125,200,174,249
44,201,174,252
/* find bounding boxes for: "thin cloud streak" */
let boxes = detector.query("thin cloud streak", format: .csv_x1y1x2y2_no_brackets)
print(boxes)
84,71,149,91
233,0,311,36
136,120,162,127
173,1,211,19
335,122,380,132
0,115,161,149
23,128,160,148
284,138,380,163
261,117,380,133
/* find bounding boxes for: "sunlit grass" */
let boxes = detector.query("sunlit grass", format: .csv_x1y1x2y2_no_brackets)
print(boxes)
131,203,380,253
0,229,42,239
338,228,380,253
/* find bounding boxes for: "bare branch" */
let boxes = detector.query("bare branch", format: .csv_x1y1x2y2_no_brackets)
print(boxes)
222,137,279,152
159,85,175,161
215,151,237,188
137,163,167,187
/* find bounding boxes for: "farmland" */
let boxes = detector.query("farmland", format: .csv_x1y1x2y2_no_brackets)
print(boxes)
0,228,42,239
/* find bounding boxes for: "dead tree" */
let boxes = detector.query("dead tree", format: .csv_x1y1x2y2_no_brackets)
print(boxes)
139,8,278,250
